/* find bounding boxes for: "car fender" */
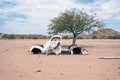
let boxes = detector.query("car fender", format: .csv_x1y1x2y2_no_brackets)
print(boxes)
29,45,45,53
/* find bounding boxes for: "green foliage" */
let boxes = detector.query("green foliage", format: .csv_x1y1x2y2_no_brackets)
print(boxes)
62,36,72,39
48,8,105,45
9,35,15,39
30,36,39,39
48,8,105,35
2,34,15,39
92,35,97,39
108,36,120,39
20,35,25,39
77,36,83,39
1,34,7,39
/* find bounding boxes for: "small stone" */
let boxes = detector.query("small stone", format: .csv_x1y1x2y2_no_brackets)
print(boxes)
19,76,23,77
106,78,109,80
35,70,41,73
39,61,42,63
60,73,63,75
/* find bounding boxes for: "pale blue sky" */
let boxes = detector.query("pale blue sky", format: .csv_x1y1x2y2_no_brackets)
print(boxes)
0,0,120,35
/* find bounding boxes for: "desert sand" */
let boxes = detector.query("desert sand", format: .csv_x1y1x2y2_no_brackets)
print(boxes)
0,39,120,80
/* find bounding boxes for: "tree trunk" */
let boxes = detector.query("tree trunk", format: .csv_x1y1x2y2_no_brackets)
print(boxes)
72,33,77,45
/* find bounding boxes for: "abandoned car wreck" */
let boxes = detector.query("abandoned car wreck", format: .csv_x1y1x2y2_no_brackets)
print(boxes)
29,35,88,55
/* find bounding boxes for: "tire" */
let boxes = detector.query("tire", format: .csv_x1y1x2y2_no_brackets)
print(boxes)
31,48,41,54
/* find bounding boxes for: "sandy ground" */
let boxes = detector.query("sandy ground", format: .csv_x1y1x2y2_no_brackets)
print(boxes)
0,39,120,80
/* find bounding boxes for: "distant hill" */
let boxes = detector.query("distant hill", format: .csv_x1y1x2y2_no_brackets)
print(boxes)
90,28,120,39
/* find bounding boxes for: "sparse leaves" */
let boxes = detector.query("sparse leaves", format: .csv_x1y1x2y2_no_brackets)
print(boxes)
48,8,105,45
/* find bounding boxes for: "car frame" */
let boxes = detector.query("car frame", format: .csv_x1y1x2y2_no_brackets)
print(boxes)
29,35,62,55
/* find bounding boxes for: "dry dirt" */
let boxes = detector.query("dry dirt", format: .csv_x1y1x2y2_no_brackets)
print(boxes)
0,39,120,80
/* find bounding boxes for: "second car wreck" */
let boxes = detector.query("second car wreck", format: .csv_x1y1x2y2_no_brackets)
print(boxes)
29,35,88,55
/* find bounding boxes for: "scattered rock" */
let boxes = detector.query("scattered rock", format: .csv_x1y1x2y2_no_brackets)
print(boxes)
106,78,109,80
34,70,41,73
19,76,23,77
4,49,8,52
60,73,63,75
39,61,42,63
118,67,120,69
89,66,91,69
